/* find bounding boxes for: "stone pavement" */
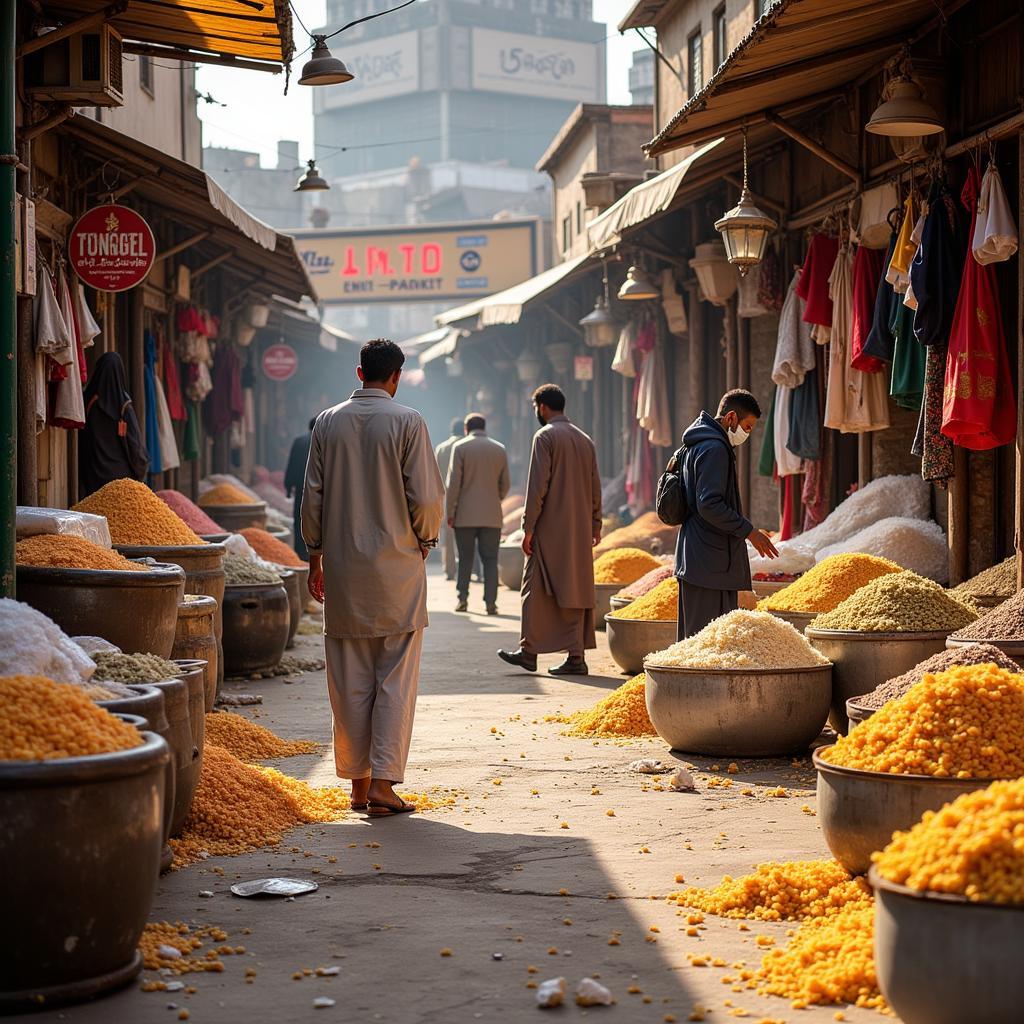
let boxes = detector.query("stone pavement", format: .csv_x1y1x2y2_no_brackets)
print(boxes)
25,565,881,1024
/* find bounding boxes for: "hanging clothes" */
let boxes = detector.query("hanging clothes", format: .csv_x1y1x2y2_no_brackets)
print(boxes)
788,361,822,461
80,352,149,497
183,400,201,463
757,243,784,313
942,166,1017,450
162,336,186,421
889,299,925,412
143,331,162,474
758,387,778,478
801,343,831,530
34,269,75,431
153,376,181,471
772,272,816,388
972,162,1018,265
910,178,964,348
779,475,796,542
887,192,918,293
854,182,899,249
636,334,673,449
796,233,839,327
913,344,955,483
861,234,899,364
774,384,803,476
611,321,637,378
902,209,928,311
204,343,244,436
51,271,87,430
850,246,886,372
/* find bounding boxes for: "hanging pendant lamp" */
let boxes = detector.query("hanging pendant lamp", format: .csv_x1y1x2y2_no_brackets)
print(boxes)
714,127,777,276
866,58,943,137
298,36,355,86
580,262,619,347
294,159,330,192
616,259,659,301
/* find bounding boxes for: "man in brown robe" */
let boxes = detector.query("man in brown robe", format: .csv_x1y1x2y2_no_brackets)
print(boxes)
498,384,601,676
302,339,444,816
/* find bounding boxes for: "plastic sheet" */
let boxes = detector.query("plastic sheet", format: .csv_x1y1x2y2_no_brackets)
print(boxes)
16,506,112,549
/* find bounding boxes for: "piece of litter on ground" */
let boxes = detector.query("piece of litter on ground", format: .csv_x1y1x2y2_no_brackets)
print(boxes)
157,945,182,960
164,982,185,992
197,891,214,899
575,977,614,1007
670,768,696,792
536,977,566,1009
216,693,262,706
492,953,503,961
316,966,340,976
313,997,336,1009
629,759,664,774
230,878,318,898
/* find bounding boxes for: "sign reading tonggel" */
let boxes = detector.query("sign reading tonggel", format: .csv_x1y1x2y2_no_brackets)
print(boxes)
69,204,156,292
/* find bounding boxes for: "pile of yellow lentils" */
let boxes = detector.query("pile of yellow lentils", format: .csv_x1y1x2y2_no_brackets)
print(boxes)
821,664,1024,778
549,673,655,737
592,547,662,586
875,778,1024,903
0,676,142,760
15,535,145,572
74,478,204,546
139,921,241,975
610,577,678,621
203,712,318,762
758,553,902,614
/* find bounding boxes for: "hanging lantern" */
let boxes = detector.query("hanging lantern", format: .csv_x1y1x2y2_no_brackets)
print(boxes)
294,159,329,192
866,56,943,137
298,36,354,87
617,262,659,301
714,128,776,276
546,341,574,374
515,349,544,382
580,261,619,347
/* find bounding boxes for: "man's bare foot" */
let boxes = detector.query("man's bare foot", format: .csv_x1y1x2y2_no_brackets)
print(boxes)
366,779,415,815
351,778,370,809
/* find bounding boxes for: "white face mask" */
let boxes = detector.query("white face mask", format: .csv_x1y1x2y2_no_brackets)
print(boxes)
727,425,750,447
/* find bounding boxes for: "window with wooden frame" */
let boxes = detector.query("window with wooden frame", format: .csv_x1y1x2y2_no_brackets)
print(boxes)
687,28,703,98
713,5,727,69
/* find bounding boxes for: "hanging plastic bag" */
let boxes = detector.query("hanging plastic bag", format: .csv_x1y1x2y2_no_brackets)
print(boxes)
972,162,1018,265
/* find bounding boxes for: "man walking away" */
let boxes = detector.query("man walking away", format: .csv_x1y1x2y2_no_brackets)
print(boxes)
284,417,315,561
498,384,601,677
676,388,778,640
302,339,444,816
446,413,510,615
434,417,463,581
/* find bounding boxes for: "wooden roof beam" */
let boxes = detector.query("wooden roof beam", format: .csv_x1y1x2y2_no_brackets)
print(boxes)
155,230,212,263
122,41,282,74
191,249,233,280
766,112,860,185
18,2,128,58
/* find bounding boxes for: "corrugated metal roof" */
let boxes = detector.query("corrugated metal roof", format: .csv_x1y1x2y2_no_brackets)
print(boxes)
647,0,939,156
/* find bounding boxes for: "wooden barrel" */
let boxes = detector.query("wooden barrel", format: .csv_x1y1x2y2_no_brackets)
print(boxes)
172,595,219,711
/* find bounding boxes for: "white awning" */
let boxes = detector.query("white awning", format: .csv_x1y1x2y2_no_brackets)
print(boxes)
436,252,593,328
586,137,724,251
400,325,453,355
420,328,463,366
206,176,279,252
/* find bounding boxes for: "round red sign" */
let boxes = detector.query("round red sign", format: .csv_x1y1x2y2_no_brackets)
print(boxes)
262,344,298,382
69,204,156,292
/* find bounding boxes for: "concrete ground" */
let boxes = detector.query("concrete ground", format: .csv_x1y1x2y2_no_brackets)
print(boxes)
25,565,882,1024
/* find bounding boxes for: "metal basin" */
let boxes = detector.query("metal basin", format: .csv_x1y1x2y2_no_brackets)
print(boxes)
278,569,300,648
147,678,196,837
594,583,621,631
645,663,832,757
764,608,816,632
605,615,677,676
845,696,876,728
609,595,633,613
222,581,290,676
871,867,1024,1024
0,729,168,1011
172,595,219,711
204,501,267,532
498,545,525,592
946,635,1024,661
172,659,207,773
16,561,185,658
751,579,794,599
805,628,950,734
814,747,995,875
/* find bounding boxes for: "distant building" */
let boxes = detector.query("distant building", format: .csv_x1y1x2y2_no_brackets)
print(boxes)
629,48,655,106
203,141,305,229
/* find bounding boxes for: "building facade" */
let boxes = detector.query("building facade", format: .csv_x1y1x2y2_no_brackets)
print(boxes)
628,47,654,106
203,141,305,230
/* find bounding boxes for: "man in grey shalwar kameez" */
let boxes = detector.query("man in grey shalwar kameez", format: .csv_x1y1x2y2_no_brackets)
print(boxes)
302,340,444,816
498,384,601,676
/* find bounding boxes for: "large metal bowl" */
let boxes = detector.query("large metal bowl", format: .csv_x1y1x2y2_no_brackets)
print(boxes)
751,579,795,599
609,595,633,613
204,501,267,532
805,628,950,734
593,582,621,631
946,635,1024,661
845,696,877,728
16,561,185,657
645,662,832,757
222,581,290,676
605,615,677,676
763,608,816,632
172,594,219,711
871,867,1024,1024
498,545,525,591
814,747,996,875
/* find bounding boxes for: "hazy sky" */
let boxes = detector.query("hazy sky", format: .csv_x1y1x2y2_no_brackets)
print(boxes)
197,0,639,169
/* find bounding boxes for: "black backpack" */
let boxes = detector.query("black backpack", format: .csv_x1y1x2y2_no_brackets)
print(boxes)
656,445,688,527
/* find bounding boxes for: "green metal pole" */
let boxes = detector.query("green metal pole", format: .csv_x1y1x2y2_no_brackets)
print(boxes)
0,0,15,597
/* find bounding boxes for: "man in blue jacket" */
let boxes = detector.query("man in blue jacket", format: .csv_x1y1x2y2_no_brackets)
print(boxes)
676,389,777,639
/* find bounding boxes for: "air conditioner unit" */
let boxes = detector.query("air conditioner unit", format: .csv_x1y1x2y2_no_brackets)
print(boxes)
25,24,124,107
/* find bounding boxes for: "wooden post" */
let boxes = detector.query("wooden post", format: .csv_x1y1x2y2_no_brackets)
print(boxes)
686,282,705,422
1018,131,1024,588
949,447,970,587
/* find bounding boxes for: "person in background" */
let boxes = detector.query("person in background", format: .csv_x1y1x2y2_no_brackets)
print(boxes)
676,388,778,639
302,340,444,816
284,417,316,561
498,384,601,677
446,413,510,615
434,417,464,581
79,351,149,498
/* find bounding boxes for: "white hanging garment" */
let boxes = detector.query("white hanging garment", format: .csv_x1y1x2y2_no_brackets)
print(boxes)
973,163,1019,265
771,272,815,388
737,268,769,318
611,321,637,378
774,385,803,476
73,280,101,348
853,182,899,249
636,342,673,448
660,269,688,335
52,272,86,429
153,376,181,471
35,270,74,361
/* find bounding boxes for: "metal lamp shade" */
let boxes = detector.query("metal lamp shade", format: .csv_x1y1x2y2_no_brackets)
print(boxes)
866,77,943,137
714,188,776,276
546,341,574,374
617,264,659,301
294,160,329,192
579,294,618,348
515,352,544,382
298,39,355,87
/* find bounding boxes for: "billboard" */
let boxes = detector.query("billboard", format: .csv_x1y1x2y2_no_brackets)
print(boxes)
292,219,540,305
471,28,601,103
313,31,419,112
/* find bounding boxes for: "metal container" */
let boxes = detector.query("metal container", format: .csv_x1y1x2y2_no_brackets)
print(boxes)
845,696,876,728
498,545,525,592
16,561,185,658
222,581,290,676
172,595,219,710
173,659,207,770
805,628,950,734
871,867,1024,1024
605,615,677,676
594,582,622,631
279,569,300,648
116,541,226,688
205,501,267,532
148,677,196,837
200,533,230,544
0,729,168,1011
946,635,1024,661
814,747,995,875
751,579,794,599
96,686,175,871
609,595,633,613
764,608,816,632
267,523,294,548
645,662,832,757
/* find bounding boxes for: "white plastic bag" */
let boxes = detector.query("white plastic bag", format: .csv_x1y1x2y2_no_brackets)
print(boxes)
16,506,112,548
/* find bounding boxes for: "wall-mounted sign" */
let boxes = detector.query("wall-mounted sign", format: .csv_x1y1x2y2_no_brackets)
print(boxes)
69,204,155,292
471,28,601,103
573,355,594,382
262,343,299,382
313,30,419,112
291,219,539,305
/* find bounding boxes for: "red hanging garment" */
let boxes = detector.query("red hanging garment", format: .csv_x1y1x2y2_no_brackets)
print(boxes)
942,167,1017,450
850,246,886,372
162,335,186,421
796,233,839,327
